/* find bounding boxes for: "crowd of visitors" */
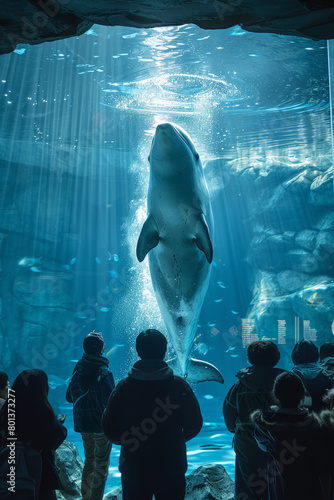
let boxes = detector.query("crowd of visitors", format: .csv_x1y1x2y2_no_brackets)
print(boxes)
224,339,334,500
1,335,334,500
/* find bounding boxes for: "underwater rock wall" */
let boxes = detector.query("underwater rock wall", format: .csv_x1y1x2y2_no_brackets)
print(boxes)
0,140,134,391
208,156,334,348
0,162,78,381
1,1,334,55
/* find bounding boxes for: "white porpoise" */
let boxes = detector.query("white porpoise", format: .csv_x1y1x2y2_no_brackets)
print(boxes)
136,123,224,384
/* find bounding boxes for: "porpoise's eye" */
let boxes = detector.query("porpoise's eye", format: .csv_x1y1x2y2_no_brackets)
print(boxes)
148,155,150,162
194,152,200,161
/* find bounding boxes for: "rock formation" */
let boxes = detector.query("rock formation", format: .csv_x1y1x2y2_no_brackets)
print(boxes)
55,441,235,500
206,155,334,351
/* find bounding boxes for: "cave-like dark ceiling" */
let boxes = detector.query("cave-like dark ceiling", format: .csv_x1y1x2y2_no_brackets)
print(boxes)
1,0,334,55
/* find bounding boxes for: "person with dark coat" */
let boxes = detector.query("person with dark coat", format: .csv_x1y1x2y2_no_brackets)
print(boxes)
66,331,115,500
320,341,334,381
251,372,325,500
291,340,332,411
0,369,67,500
223,341,285,500
319,408,334,500
102,329,203,500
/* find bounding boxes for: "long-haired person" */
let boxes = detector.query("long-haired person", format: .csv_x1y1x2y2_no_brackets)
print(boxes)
0,369,67,499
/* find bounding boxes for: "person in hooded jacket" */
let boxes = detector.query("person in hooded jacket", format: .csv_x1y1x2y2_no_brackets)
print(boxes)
251,371,326,500
320,341,334,381
102,329,203,500
223,341,285,500
291,340,332,411
66,331,115,500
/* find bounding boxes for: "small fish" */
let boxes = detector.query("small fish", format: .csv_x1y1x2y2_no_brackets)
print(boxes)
14,48,26,55
30,266,41,273
63,265,71,270
197,324,201,328
111,254,119,262
108,270,118,278
47,375,67,389
100,307,110,312
212,260,217,267
74,312,87,319
195,343,209,355
214,299,223,303
200,444,224,450
122,33,139,39
18,257,42,267
207,323,216,327
70,258,76,265
95,257,101,264
230,354,239,358
231,310,239,315
203,394,214,400
217,281,226,288
226,346,237,353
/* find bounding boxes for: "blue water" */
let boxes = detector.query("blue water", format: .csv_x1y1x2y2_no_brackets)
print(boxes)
0,21,332,490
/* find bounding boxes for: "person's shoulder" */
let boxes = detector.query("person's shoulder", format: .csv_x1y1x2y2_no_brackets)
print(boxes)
99,365,114,377
114,376,131,391
172,375,189,385
170,375,195,394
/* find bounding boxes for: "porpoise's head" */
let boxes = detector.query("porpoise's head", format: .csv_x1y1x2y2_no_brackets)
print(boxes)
149,123,200,167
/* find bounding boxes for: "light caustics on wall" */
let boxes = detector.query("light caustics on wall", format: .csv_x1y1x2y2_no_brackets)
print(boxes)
327,39,334,201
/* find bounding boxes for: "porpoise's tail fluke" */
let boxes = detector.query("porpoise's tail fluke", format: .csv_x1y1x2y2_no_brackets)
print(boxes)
167,357,224,384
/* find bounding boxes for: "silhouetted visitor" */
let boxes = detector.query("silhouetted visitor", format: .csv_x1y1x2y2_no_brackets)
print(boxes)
102,329,203,500
0,372,9,411
0,369,67,499
223,341,284,500
320,341,334,380
252,372,325,500
291,340,332,411
66,331,115,500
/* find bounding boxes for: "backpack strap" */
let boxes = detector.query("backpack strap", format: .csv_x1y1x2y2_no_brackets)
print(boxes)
73,388,90,408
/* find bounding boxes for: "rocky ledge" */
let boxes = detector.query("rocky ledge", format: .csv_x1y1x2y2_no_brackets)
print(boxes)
1,1,334,55
55,441,234,499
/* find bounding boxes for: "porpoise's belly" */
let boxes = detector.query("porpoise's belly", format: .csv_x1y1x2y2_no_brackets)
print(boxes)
148,214,211,363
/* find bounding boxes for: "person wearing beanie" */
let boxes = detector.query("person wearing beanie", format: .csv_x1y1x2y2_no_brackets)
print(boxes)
102,329,203,500
66,331,115,500
251,372,326,500
291,340,332,411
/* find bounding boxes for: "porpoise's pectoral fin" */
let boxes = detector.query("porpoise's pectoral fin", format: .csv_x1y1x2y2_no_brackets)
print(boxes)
187,358,224,384
136,214,160,262
167,357,224,384
195,214,213,263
